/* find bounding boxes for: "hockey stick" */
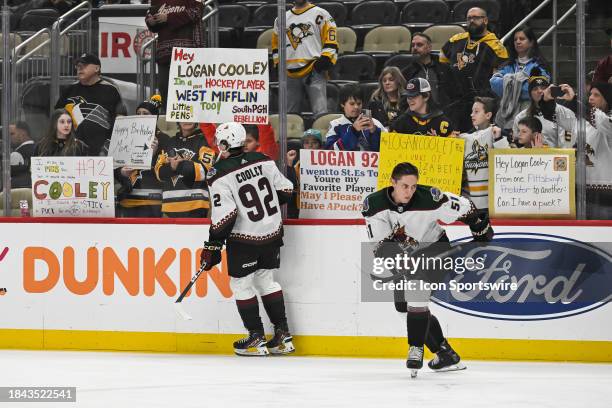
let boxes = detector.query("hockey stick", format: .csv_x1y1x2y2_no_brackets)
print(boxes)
173,261,207,321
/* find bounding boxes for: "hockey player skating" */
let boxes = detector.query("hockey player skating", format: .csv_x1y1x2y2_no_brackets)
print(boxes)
362,162,493,377
200,122,295,356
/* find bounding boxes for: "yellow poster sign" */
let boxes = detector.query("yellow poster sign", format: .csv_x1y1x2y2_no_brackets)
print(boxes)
377,132,465,194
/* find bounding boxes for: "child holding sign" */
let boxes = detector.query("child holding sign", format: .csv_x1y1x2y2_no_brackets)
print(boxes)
116,96,170,218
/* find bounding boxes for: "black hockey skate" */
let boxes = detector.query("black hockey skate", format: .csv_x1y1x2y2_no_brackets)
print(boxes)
266,327,295,355
233,330,270,356
406,346,424,378
428,340,466,372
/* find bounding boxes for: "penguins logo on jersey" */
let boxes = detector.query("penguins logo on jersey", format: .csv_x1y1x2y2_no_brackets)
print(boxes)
464,140,489,173
287,23,314,50
174,148,196,161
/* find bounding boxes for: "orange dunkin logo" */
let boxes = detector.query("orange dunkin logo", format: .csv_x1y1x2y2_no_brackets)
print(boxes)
22,247,232,298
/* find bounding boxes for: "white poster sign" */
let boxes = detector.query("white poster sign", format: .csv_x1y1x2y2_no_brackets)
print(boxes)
489,149,575,219
299,149,378,218
108,115,157,169
166,47,269,124
31,157,115,218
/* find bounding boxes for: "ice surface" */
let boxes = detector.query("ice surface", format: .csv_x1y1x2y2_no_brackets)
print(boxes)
1,350,611,408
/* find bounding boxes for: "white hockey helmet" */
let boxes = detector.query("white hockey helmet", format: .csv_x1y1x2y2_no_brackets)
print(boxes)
215,122,246,151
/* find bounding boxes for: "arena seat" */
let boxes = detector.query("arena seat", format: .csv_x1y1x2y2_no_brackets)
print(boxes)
0,33,22,55
157,116,178,137
330,54,377,82
384,53,419,72
423,24,465,51
256,28,274,53
363,26,412,53
317,2,348,27
17,9,60,32
350,1,398,27
247,4,289,28
400,0,450,28
218,4,251,29
312,113,342,137
360,81,379,104
451,0,501,23
337,27,357,54
269,114,305,140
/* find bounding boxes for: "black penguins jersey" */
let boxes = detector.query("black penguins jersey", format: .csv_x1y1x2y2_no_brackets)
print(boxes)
206,152,294,246
362,185,492,246
389,111,458,137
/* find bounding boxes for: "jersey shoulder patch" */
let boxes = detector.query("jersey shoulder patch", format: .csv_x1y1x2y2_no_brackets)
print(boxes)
409,185,444,211
362,188,391,217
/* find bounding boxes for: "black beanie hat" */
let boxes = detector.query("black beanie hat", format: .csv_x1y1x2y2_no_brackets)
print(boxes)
590,82,612,110
136,94,163,115
528,67,550,93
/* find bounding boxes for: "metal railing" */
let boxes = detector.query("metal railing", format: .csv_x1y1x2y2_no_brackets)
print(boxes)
50,1,92,110
137,0,219,100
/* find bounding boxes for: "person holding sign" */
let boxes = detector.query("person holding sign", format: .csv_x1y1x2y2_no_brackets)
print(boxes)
544,82,612,219
363,162,493,377
272,0,338,116
154,122,215,217
458,97,510,213
389,78,458,137
202,122,295,356
145,0,204,109
116,96,170,218
34,109,89,157
325,84,384,151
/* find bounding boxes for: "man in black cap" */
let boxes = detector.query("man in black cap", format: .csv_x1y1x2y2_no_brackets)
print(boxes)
55,53,125,156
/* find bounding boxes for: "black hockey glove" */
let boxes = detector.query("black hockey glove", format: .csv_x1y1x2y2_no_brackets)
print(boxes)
469,216,494,242
200,241,223,271
313,56,333,73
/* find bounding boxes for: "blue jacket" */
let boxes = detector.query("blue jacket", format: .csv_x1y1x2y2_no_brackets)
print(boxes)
490,59,550,101
324,115,384,152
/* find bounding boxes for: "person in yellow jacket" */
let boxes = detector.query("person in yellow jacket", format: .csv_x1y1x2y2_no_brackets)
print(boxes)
439,7,508,132
272,0,338,116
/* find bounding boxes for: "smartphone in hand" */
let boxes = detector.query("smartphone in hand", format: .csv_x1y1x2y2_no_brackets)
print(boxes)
550,86,565,98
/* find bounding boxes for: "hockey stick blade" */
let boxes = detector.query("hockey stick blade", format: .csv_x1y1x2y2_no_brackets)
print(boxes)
174,302,193,321
173,262,208,321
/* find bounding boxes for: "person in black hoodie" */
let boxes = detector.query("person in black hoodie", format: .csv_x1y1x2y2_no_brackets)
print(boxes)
402,33,457,110
389,78,458,137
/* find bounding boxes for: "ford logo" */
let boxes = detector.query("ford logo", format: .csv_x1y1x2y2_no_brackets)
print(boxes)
431,233,612,321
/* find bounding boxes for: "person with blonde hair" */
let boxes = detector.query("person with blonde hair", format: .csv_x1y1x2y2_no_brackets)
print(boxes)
368,66,408,128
